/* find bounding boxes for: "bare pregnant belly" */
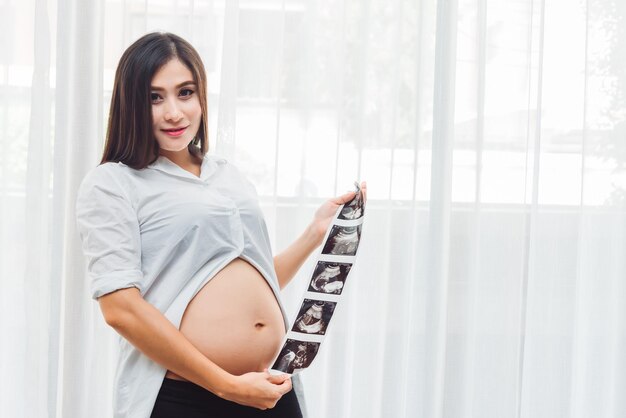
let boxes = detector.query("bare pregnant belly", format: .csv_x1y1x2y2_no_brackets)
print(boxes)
165,258,286,379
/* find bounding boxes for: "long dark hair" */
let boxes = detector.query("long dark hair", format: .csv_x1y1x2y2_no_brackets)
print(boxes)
101,32,209,168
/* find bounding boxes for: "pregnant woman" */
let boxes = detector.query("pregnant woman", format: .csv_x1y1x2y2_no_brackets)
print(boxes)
75,32,366,418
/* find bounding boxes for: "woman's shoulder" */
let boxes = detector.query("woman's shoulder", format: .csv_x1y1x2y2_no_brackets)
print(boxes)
81,161,129,182
78,161,133,198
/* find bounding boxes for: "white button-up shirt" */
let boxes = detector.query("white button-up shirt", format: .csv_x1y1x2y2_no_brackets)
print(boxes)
75,153,305,418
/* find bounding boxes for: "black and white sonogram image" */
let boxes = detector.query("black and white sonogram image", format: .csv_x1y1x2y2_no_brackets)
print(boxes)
272,339,321,374
322,225,362,256
292,299,337,335
338,184,365,220
307,261,352,295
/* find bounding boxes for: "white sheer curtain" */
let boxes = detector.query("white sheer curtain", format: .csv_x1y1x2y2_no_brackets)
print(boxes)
2,0,625,417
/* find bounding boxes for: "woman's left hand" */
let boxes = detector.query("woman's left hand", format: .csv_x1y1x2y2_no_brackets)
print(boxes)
309,181,367,245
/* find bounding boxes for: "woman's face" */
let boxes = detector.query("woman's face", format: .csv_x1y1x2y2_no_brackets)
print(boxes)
150,58,202,153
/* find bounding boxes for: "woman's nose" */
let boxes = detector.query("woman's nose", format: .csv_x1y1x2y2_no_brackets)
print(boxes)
164,100,182,122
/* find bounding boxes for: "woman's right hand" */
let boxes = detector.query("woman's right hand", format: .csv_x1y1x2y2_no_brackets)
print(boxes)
222,369,292,410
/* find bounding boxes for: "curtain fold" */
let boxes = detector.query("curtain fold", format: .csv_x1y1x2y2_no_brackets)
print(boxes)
1,0,625,417
24,0,52,417
427,0,457,416
52,0,106,416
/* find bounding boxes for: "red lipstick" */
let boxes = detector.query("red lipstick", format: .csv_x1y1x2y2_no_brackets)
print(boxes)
162,127,187,137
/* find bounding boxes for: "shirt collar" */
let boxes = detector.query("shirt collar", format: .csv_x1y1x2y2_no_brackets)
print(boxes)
146,153,226,182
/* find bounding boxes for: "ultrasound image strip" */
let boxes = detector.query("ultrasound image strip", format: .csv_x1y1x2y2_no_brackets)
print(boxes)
273,339,321,375
291,299,337,336
307,261,352,295
321,224,362,256
270,182,365,375
337,187,365,220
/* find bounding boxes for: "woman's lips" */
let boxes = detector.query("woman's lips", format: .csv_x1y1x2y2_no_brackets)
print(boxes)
162,127,187,137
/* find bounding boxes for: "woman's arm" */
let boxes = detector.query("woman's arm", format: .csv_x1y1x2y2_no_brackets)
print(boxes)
274,224,324,290
274,182,367,289
99,287,291,409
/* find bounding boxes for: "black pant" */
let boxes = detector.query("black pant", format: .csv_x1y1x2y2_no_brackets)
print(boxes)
150,377,303,418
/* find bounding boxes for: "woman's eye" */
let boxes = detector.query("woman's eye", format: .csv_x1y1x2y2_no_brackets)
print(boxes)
180,89,194,97
150,93,161,102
